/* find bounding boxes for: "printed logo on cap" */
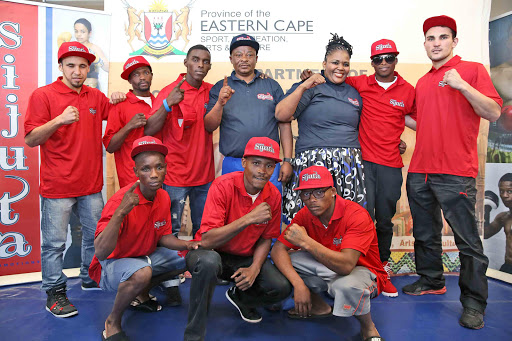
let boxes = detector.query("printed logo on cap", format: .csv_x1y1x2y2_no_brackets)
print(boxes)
390,99,404,107
124,59,140,70
68,46,87,53
375,43,392,51
254,143,275,153
301,171,321,182
237,36,252,41
138,139,157,146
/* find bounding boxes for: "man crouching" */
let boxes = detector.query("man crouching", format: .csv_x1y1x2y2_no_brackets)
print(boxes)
271,166,387,341
89,137,200,341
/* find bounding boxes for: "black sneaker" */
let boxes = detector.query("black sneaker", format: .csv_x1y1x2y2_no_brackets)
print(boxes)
81,280,101,291
165,286,182,307
459,307,484,329
225,286,262,323
46,285,78,318
402,278,446,296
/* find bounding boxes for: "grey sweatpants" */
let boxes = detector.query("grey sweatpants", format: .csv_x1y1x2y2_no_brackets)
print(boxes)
290,251,378,317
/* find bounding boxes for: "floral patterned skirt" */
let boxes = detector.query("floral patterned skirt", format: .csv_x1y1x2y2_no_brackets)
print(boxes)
283,147,367,222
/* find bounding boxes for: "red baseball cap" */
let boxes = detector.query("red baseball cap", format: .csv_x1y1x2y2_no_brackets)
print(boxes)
423,15,457,35
58,42,95,65
243,137,281,162
121,56,152,80
370,39,399,59
294,166,334,191
131,136,168,159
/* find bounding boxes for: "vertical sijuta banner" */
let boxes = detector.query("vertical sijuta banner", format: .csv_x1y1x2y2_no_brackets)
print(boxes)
0,0,41,276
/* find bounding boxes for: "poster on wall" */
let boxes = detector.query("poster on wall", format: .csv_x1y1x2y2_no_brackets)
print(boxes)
0,0,111,278
485,12,512,281
105,0,494,274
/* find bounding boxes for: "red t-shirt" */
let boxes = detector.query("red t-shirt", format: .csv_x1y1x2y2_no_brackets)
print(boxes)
346,73,416,168
195,171,282,257
278,195,387,294
410,56,503,177
150,74,215,187
88,183,173,284
103,90,156,188
24,77,111,198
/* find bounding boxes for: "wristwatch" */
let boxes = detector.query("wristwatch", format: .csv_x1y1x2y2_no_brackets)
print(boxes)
283,158,293,164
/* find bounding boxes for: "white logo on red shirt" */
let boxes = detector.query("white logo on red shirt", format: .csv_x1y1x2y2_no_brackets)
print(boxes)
375,43,392,51
438,81,447,87
89,108,96,114
254,143,275,153
333,236,342,245
301,171,321,182
257,92,274,101
154,220,166,229
348,98,360,106
390,99,404,107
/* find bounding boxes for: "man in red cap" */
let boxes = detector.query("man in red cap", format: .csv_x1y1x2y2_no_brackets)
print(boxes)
24,41,125,317
271,165,387,341
301,39,416,297
89,136,200,341
104,56,156,188
144,45,217,241
183,136,292,341
404,15,503,329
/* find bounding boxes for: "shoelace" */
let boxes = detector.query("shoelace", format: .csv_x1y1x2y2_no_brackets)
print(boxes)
54,291,71,307
383,263,392,279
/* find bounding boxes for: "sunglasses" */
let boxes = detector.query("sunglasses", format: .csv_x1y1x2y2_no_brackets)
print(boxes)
372,54,396,65
299,187,331,200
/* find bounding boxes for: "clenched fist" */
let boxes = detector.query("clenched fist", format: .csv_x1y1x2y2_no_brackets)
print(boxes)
58,106,79,125
246,202,272,225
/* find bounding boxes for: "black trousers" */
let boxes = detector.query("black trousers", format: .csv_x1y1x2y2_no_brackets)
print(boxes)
364,160,403,262
406,173,488,313
183,249,291,341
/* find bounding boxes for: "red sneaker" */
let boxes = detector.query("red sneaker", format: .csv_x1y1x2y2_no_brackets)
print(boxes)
381,261,398,297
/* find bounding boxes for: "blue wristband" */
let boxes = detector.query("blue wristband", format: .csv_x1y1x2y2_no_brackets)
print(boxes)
162,99,172,113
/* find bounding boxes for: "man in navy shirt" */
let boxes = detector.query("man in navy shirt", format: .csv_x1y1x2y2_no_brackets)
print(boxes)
204,34,293,192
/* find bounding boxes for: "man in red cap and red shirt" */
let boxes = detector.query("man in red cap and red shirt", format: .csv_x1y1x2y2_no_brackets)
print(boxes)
103,56,156,188
24,41,125,318
301,39,416,297
271,165,387,341
403,15,502,329
144,45,219,241
183,136,291,341
89,136,200,341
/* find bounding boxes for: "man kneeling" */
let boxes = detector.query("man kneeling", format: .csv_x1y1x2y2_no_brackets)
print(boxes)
184,137,292,341
271,166,387,341
89,137,200,341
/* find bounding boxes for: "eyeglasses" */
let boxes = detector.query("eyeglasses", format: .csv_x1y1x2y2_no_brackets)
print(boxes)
372,54,396,65
299,187,331,200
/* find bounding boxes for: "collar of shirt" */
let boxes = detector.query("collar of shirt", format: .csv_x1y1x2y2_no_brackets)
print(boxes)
230,69,261,85
54,76,90,95
429,55,462,72
177,73,209,94
368,71,406,89
134,185,158,206
233,171,271,202
126,89,155,104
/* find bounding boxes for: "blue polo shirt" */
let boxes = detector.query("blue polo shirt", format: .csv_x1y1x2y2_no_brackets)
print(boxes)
206,70,284,157
287,75,363,154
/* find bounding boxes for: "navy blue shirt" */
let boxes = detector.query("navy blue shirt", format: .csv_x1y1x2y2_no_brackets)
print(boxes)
287,75,363,154
206,70,284,157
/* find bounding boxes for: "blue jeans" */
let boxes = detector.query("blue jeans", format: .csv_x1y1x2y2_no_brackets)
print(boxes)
40,192,104,291
222,156,282,194
163,182,211,237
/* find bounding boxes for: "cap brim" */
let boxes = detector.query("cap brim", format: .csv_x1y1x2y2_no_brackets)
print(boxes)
370,51,399,59
121,63,151,80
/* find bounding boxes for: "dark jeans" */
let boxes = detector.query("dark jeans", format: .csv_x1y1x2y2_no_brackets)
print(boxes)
406,173,488,313
363,160,403,262
184,249,292,341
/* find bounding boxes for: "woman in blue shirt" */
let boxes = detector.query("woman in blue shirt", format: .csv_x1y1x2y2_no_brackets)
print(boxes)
276,34,365,221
